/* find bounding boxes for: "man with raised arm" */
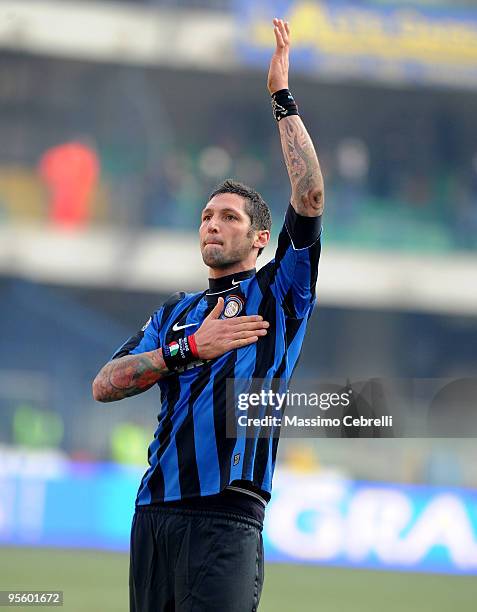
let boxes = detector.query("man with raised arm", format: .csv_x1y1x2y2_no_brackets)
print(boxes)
93,18,324,612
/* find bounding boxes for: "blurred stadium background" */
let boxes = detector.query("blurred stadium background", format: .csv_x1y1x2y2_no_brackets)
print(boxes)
1,0,477,610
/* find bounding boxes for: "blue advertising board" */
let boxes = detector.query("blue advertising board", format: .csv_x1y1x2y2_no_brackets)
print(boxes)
265,471,477,574
1,460,477,574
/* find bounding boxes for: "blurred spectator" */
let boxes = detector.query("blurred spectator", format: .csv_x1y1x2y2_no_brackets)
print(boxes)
1,54,476,251
39,142,99,229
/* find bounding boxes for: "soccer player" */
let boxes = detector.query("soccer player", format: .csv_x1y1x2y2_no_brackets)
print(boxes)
93,18,324,612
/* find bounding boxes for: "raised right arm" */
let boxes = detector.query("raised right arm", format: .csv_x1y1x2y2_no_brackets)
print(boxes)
268,19,324,218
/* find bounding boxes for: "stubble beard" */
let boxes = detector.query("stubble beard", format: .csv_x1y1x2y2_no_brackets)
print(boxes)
201,232,255,269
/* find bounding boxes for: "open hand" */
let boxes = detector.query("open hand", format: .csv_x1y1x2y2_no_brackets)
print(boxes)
193,297,269,360
267,18,290,95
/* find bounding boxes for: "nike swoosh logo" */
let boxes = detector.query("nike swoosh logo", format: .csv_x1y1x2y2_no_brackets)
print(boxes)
231,279,242,286
172,322,199,332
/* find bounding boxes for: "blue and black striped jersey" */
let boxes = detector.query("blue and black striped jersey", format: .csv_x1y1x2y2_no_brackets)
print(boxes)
112,205,322,505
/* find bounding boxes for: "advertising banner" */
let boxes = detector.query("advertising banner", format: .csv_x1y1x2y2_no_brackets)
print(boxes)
236,0,477,89
1,455,476,574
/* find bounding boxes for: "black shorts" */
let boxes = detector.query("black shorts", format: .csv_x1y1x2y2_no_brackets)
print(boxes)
129,505,264,612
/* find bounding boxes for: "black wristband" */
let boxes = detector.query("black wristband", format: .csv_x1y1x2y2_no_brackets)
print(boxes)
162,336,197,372
271,89,299,122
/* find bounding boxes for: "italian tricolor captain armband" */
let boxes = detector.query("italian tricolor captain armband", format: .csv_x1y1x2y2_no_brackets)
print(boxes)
162,335,200,372
271,89,299,122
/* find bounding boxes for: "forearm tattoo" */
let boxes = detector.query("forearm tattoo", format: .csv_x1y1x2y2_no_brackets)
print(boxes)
279,115,324,216
93,352,168,402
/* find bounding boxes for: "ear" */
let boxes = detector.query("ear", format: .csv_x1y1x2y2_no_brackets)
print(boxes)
253,229,270,251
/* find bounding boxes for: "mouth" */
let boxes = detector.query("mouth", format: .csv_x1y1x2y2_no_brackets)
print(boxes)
205,241,223,247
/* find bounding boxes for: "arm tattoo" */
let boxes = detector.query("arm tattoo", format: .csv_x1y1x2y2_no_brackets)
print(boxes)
279,115,324,216
93,350,169,402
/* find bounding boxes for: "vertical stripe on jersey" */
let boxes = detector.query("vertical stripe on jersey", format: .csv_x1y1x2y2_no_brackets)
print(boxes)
130,294,204,504
212,351,238,489
159,374,195,500
259,314,311,491
193,354,236,495
142,294,206,502
290,251,313,315
138,376,182,504
253,341,288,489
241,280,277,481
228,278,264,483
309,239,321,304
175,361,213,498
271,234,298,300
260,437,275,493
270,435,280,477
287,315,310,377
159,301,209,500
229,343,258,483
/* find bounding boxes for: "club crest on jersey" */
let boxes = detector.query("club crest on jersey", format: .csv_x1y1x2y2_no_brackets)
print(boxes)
222,295,244,318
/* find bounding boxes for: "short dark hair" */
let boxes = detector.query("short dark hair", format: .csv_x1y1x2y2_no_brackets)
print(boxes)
208,179,272,256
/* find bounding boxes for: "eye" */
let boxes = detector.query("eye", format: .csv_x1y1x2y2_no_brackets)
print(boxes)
225,214,237,221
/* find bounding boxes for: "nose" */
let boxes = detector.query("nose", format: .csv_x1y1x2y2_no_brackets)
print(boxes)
207,218,219,233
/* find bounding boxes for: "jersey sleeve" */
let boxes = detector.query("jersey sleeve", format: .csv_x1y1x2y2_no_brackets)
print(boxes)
111,308,163,360
268,204,322,318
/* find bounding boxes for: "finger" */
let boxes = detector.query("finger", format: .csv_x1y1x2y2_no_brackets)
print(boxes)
230,315,264,323
231,329,268,340
205,297,224,320
229,321,270,332
284,21,290,38
274,25,285,49
230,336,259,349
278,19,289,45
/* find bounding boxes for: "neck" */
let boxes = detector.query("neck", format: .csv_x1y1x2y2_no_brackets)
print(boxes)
206,268,255,302
207,259,257,279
